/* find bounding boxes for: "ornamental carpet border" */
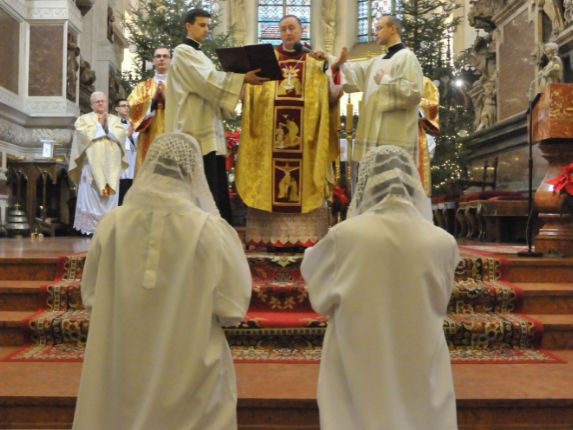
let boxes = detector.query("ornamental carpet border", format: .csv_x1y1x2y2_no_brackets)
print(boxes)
1,343,565,365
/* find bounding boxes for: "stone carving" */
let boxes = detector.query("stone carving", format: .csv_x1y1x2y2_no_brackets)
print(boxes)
461,35,498,131
475,77,497,131
0,118,72,148
538,42,564,89
537,0,564,37
564,0,573,25
467,0,508,31
67,32,80,102
80,57,96,91
108,68,122,107
322,0,336,53
107,6,115,43
229,0,246,46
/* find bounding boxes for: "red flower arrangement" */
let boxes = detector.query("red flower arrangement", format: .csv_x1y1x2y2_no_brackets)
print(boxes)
546,163,573,196
225,129,241,172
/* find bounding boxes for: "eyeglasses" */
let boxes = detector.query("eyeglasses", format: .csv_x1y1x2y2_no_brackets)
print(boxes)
154,54,170,59
117,104,129,108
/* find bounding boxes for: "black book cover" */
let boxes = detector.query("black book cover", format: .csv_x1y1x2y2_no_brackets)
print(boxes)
216,43,283,81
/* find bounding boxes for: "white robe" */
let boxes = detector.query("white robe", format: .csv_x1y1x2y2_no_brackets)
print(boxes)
69,112,127,234
72,203,252,430
165,43,244,156
342,48,423,162
301,198,459,430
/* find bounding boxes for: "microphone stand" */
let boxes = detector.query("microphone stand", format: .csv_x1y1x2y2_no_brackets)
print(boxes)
517,78,543,257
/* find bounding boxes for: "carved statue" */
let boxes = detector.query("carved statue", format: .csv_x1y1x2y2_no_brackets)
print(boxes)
564,0,573,25
475,78,497,131
107,6,115,43
467,0,508,31
229,0,246,46
460,34,497,131
66,33,80,102
80,58,96,90
321,0,336,53
538,42,564,89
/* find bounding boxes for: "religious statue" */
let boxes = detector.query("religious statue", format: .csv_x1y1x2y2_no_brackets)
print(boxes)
538,42,564,90
107,6,115,43
66,33,80,102
229,0,246,46
476,78,497,131
321,0,336,53
565,0,573,25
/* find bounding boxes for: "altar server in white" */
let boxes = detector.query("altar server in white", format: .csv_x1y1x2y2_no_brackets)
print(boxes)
332,14,423,163
165,7,267,222
301,145,459,430
68,91,127,234
72,133,252,430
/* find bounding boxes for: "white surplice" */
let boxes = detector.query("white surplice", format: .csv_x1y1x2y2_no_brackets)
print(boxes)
342,48,423,162
165,42,244,156
68,112,127,234
302,146,459,430
72,133,252,430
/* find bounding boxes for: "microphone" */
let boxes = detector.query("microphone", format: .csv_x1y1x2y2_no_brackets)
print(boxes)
294,42,329,72
293,42,312,54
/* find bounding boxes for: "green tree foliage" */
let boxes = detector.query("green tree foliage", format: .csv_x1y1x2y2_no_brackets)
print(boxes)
122,0,234,92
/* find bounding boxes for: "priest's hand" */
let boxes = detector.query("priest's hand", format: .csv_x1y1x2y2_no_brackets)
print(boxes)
331,47,348,74
98,112,109,133
244,69,269,85
374,68,386,85
310,50,327,61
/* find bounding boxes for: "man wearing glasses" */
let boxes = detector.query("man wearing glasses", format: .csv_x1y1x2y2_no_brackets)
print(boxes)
68,91,127,234
128,47,171,172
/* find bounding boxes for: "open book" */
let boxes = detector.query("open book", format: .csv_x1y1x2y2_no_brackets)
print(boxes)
216,44,283,81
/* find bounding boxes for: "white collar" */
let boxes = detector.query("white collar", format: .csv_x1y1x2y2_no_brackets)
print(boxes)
154,73,168,83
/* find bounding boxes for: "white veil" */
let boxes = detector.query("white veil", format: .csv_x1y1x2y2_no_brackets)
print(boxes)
347,145,432,221
124,132,219,215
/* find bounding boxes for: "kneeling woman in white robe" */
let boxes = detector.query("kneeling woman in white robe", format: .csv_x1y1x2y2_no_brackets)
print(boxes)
301,145,460,430
72,133,252,430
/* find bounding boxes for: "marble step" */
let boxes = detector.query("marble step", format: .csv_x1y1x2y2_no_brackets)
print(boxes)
0,281,48,311
0,258,58,281
502,257,573,283
516,283,573,314
1,346,573,430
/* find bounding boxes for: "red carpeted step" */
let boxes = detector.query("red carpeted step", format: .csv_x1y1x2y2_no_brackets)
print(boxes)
239,311,327,329
250,281,313,312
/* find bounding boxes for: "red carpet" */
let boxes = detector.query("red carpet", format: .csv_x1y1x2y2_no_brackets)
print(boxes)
1,249,565,364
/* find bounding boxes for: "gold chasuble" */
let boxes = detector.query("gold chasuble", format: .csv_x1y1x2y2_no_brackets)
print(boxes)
418,76,440,196
127,78,166,171
236,47,334,215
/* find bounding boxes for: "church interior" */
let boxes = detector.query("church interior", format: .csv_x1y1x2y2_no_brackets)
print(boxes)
1,0,573,429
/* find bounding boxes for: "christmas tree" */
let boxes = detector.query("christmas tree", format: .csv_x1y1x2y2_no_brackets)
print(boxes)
396,0,474,194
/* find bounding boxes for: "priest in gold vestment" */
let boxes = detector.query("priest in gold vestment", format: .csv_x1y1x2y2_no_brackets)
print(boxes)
236,15,340,248
418,76,440,196
127,47,171,172
68,91,127,234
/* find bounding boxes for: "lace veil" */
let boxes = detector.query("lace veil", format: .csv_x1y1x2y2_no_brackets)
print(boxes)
347,145,432,221
124,132,219,215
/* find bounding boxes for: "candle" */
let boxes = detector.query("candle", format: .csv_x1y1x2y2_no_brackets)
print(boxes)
346,97,353,133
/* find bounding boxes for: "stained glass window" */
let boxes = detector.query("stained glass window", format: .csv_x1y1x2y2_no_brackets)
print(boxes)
258,1,311,45
357,0,395,43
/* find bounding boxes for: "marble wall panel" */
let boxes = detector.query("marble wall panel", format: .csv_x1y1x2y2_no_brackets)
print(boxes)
28,24,63,97
0,8,20,94
498,9,536,121
467,144,547,192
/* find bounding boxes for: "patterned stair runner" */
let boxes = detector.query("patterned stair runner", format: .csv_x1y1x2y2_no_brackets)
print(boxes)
7,251,558,363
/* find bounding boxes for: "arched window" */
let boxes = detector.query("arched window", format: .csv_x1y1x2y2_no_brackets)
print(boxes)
257,0,311,45
357,0,395,42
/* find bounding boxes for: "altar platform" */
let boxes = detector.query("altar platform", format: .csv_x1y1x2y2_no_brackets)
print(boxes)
0,237,572,429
